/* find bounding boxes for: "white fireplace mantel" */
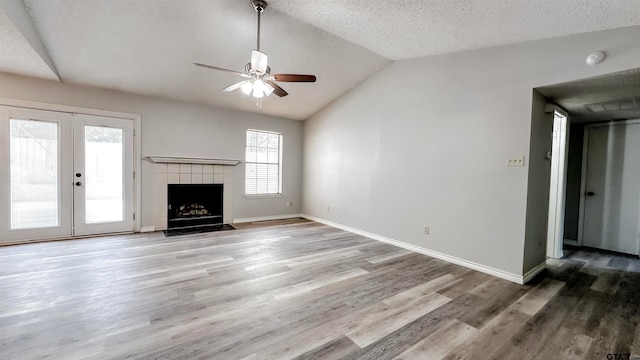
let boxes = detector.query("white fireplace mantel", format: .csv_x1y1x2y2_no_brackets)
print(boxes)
146,156,240,166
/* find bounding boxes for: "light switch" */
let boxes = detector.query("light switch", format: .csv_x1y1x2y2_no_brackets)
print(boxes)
506,155,525,167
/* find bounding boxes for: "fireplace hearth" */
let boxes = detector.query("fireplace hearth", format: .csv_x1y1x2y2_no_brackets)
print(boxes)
168,184,223,229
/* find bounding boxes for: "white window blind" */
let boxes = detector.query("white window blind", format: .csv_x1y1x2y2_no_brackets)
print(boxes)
245,129,282,196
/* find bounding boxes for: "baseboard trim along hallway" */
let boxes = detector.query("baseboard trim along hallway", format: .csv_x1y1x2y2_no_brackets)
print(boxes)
301,214,544,284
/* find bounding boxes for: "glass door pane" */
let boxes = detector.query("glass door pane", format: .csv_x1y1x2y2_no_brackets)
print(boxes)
73,114,134,236
10,119,59,229
0,105,73,244
84,126,124,223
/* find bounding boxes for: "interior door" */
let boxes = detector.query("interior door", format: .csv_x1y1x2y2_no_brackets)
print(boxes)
73,114,134,236
0,106,73,243
582,122,640,254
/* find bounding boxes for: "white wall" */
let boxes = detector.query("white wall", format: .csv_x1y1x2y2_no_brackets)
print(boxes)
0,72,303,229
303,26,640,278
523,91,553,273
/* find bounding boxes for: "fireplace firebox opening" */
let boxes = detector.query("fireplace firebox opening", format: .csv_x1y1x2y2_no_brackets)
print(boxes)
167,184,223,229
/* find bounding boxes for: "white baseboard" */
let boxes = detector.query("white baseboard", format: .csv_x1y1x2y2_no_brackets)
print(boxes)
301,214,534,285
523,262,547,283
140,226,156,233
233,214,302,224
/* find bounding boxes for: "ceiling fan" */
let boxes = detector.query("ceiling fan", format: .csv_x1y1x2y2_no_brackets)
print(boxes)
194,0,316,102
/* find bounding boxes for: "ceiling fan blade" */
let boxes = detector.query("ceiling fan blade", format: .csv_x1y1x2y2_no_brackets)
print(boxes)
193,63,249,77
273,74,317,82
251,50,268,74
222,80,250,92
265,80,288,97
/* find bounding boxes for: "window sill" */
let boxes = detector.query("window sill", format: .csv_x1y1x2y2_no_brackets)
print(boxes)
245,194,283,199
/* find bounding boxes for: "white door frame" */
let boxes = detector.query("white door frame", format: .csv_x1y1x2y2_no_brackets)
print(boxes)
577,118,640,250
0,97,141,236
546,107,569,259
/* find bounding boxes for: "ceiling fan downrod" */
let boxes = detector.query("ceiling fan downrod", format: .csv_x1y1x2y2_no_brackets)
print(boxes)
252,0,268,51
192,0,316,102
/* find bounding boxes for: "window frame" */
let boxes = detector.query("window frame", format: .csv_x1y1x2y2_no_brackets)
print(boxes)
244,129,283,197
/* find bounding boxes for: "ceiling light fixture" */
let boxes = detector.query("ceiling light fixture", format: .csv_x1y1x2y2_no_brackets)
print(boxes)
585,51,606,66
193,0,317,106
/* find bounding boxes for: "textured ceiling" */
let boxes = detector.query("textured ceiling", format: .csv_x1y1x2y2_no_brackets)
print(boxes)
0,8,57,80
18,0,389,120
0,1,640,120
268,0,640,60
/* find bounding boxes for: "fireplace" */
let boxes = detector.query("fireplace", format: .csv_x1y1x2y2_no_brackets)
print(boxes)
167,184,223,229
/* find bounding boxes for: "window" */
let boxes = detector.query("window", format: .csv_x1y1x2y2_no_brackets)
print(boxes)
245,129,282,196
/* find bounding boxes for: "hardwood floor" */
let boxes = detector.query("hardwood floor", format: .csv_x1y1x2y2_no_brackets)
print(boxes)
1,218,639,359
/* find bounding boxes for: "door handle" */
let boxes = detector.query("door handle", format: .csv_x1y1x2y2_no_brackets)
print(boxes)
586,191,595,196
75,181,82,186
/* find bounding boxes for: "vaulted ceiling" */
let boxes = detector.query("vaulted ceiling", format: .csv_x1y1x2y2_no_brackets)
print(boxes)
1,0,640,120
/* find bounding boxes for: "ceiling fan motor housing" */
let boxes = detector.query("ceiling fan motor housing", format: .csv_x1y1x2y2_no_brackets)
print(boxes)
245,63,270,76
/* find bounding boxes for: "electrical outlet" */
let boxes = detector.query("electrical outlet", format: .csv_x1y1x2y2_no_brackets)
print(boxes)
424,227,430,235
506,155,525,167
285,201,292,207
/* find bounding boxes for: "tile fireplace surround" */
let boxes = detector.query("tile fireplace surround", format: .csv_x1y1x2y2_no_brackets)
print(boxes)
150,158,237,231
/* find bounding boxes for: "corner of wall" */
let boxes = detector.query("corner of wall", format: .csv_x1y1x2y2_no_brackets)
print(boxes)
523,90,554,274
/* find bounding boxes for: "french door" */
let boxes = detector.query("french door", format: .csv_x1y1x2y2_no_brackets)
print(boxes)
0,106,134,243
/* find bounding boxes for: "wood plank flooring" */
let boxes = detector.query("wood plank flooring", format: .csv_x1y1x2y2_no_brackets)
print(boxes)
1,218,640,359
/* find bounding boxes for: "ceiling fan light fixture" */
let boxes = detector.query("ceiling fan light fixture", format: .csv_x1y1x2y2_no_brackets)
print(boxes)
241,81,253,95
264,82,275,96
252,79,265,98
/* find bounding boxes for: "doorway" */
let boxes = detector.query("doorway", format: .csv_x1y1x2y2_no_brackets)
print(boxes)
532,68,640,269
0,105,135,243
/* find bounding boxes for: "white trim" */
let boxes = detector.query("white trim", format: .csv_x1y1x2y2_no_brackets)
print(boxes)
233,214,302,224
245,194,283,199
523,262,547,283
546,108,569,259
146,156,240,166
0,97,140,120
140,226,155,233
301,214,530,284
134,116,141,232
